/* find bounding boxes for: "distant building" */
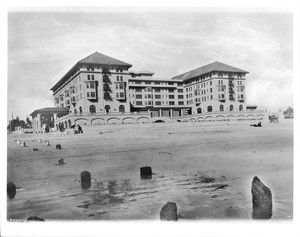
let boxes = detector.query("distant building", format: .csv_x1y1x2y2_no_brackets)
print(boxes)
48,52,264,128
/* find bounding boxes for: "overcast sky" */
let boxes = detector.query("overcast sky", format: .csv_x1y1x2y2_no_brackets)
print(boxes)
7,10,293,120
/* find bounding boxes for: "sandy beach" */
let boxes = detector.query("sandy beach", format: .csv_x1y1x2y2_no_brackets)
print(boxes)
7,120,293,221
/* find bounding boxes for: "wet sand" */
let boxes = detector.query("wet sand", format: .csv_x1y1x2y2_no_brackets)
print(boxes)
7,120,293,221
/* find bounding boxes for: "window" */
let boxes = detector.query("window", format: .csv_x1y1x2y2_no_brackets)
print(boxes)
155,101,161,105
136,101,143,105
119,84,124,89
155,95,161,99
230,104,234,111
178,95,184,99
136,94,142,99
86,83,90,89
91,92,96,97
90,83,95,89
116,84,119,89
89,105,96,114
169,95,175,99
169,101,175,105
87,75,90,80
220,105,224,111
119,105,125,113
178,89,183,93
239,105,243,111
169,89,174,93
197,108,202,114
120,92,124,98
207,106,213,112
210,95,213,100
79,106,82,114
87,92,90,97
210,88,212,93
136,89,142,92
178,83,183,86
120,76,123,81
178,101,184,105
117,76,119,81
135,81,141,84
105,105,110,114
91,75,94,80
116,92,119,98
155,89,160,92
210,81,212,85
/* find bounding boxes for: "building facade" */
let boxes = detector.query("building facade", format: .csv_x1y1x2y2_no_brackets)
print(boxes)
50,52,264,127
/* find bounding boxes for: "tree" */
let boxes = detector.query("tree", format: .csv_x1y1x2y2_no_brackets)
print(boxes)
283,107,293,119
26,117,32,128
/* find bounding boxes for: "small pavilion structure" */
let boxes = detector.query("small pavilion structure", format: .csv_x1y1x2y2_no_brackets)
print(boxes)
30,107,69,133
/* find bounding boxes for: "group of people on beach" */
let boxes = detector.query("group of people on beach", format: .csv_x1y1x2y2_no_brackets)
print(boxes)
70,125,83,134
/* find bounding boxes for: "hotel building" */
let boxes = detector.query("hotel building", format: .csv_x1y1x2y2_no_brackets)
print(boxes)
41,52,264,129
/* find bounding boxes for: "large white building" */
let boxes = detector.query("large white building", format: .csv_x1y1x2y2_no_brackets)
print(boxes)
44,51,264,129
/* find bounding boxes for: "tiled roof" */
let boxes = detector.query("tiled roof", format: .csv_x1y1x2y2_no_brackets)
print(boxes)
79,52,132,67
30,107,69,117
172,61,248,81
50,52,132,92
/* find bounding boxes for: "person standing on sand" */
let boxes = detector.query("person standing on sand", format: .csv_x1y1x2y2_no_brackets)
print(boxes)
77,125,83,133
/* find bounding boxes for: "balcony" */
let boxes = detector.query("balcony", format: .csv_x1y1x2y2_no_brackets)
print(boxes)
103,85,112,93
103,77,112,84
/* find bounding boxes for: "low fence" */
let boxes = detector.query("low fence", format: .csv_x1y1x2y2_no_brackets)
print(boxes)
55,110,267,128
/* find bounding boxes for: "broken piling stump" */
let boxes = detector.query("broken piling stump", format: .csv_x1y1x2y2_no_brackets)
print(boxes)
21,142,27,147
57,158,65,165
33,148,39,151
140,166,152,179
160,202,178,221
44,141,50,146
7,182,16,199
251,176,272,219
81,171,91,189
56,144,62,149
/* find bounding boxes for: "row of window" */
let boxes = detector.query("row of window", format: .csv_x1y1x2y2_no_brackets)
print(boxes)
135,94,183,99
132,88,183,93
135,101,184,106
187,95,214,104
115,83,124,89
116,92,125,98
197,104,244,114
132,81,182,86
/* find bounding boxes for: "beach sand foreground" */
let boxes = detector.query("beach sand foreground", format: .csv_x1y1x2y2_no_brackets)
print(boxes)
7,120,293,220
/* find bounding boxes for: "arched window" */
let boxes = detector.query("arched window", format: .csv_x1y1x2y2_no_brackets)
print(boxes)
105,105,110,114
68,120,71,128
207,106,213,112
230,105,234,111
89,105,96,114
220,105,224,111
65,121,68,128
74,109,77,114
239,105,243,111
197,108,202,114
79,106,82,114
119,105,125,113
